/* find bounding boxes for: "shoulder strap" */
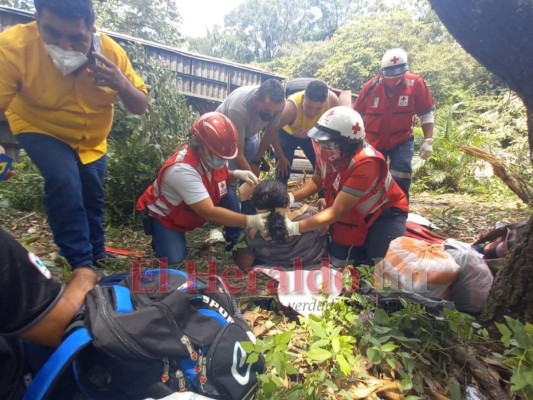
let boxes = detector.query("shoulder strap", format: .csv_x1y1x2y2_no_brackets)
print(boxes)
23,283,135,400
360,78,380,104
23,328,93,400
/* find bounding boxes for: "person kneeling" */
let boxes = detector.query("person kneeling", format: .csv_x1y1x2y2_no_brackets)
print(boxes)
137,112,268,266
286,107,409,268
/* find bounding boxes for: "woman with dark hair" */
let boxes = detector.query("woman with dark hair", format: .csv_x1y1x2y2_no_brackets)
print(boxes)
235,180,327,270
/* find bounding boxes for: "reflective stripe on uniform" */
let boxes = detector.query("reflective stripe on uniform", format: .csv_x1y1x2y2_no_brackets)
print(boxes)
390,169,412,179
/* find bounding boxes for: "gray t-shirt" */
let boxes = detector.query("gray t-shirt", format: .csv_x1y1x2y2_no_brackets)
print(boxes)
216,85,282,142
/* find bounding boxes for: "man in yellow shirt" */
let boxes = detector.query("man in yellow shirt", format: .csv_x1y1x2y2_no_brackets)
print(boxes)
0,0,148,270
253,80,339,184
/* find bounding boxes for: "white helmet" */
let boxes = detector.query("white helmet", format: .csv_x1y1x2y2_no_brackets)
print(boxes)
381,48,408,77
308,106,365,143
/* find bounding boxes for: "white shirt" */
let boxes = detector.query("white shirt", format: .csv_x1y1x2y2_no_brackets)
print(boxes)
147,163,211,216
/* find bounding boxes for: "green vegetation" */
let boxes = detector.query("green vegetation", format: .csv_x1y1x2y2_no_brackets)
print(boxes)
1,0,531,398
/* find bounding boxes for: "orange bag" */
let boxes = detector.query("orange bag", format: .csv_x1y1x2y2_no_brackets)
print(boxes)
374,237,461,300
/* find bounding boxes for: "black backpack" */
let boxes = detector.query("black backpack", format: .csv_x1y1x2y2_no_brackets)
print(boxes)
23,269,264,400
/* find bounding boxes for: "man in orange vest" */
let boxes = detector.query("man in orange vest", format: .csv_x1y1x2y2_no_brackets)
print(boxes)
354,48,435,199
285,107,409,267
137,112,267,265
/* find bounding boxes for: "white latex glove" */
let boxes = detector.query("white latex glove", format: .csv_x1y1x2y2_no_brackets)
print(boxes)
233,169,259,185
246,212,270,230
288,192,295,204
284,216,301,236
419,138,434,160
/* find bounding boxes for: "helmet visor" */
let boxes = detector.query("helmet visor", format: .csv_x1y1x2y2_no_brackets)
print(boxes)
382,64,408,77
307,124,339,141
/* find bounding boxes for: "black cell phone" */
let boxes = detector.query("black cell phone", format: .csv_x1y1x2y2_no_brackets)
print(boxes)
90,33,103,67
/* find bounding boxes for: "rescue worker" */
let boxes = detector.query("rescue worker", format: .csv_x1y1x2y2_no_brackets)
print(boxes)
136,112,268,266
353,48,435,198
285,107,409,267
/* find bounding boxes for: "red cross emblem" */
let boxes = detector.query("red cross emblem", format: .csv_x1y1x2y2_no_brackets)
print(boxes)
326,109,335,117
390,56,399,64
352,122,361,135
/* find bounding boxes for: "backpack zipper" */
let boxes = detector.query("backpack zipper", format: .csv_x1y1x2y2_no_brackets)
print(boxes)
161,358,170,382
175,369,187,392
180,336,198,361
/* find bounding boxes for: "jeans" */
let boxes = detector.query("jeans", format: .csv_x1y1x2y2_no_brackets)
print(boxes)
17,133,107,269
151,218,187,266
276,130,317,184
220,135,260,243
328,207,407,268
380,136,414,199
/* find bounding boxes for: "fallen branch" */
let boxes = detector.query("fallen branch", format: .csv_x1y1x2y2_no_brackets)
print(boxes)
460,145,533,206
446,342,511,400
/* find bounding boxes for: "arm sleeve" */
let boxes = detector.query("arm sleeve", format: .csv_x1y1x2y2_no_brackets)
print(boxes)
162,164,211,205
226,109,247,142
0,43,21,109
0,228,63,336
353,81,371,115
341,158,382,197
414,77,435,116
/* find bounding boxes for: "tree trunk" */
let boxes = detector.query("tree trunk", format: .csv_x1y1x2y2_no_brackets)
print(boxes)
428,0,533,167
428,0,533,323
482,218,533,323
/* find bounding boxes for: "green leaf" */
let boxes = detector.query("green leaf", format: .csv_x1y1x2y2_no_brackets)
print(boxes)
310,339,331,350
511,320,531,349
246,352,259,365
380,342,399,352
510,369,532,392
332,337,341,353
386,357,397,369
308,319,327,339
366,348,381,364
285,362,298,375
448,381,461,400
240,341,256,353
336,353,352,376
307,348,333,362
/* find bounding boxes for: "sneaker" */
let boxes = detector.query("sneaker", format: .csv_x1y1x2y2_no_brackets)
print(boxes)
206,228,226,244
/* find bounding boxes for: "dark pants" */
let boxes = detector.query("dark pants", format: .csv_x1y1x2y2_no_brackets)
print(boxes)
17,133,107,269
276,129,317,184
219,135,260,243
380,136,414,199
328,207,407,267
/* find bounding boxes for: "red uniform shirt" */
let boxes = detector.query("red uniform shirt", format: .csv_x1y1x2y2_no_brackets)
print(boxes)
319,144,408,247
354,72,434,151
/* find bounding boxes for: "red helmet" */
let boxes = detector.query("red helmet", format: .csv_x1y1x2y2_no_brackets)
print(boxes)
191,112,238,159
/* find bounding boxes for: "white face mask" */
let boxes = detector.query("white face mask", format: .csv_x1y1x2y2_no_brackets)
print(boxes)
45,44,88,75
207,154,227,170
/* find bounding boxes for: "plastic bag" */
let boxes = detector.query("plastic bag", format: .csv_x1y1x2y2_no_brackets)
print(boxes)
444,239,493,313
374,236,461,300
